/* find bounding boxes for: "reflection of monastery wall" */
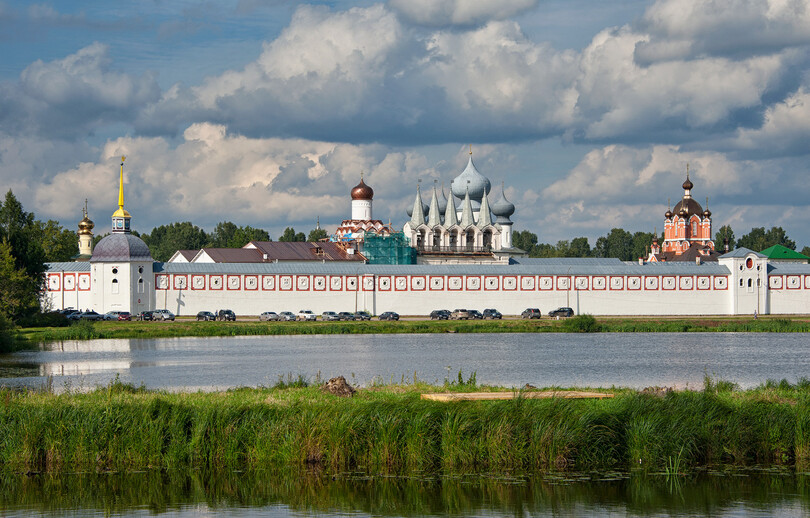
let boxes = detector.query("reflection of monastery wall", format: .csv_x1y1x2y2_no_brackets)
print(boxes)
44,252,810,316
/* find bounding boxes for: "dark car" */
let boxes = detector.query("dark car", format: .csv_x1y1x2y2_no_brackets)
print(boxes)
468,309,483,319
197,311,216,321
430,309,450,320
137,310,154,321
217,309,236,321
117,311,132,321
482,308,502,319
521,308,542,319
355,311,372,321
337,311,355,321
379,311,399,321
548,307,574,318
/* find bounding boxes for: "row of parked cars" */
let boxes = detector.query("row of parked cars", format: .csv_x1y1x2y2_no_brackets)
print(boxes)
256,310,398,321
430,308,503,320
196,310,236,321
521,307,575,319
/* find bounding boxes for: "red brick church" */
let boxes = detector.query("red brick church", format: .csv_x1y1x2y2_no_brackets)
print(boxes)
648,171,720,262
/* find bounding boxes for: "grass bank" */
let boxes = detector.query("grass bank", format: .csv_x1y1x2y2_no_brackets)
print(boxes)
13,314,810,344
2,376,810,474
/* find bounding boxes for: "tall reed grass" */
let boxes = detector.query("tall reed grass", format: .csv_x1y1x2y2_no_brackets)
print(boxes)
2,378,809,474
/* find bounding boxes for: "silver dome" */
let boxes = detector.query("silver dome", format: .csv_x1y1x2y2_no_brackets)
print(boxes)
90,233,153,262
451,155,491,202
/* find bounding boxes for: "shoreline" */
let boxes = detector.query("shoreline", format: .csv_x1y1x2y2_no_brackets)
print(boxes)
1,377,807,475
11,314,810,345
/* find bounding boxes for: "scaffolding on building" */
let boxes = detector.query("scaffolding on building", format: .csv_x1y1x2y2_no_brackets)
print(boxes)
362,231,416,265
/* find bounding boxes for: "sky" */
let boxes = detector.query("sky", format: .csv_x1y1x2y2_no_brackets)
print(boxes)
1,0,809,247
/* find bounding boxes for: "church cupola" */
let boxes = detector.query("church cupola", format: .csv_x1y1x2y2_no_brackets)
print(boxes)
350,174,373,220
111,156,132,233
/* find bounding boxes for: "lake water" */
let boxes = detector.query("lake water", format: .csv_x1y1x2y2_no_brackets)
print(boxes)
1,332,809,391
1,468,809,517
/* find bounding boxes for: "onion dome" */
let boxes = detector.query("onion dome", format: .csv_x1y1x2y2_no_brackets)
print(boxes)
405,199,429,217
673,198,703,217
682,177,693,191
665,208,673,219
491,184,515,221
350,178,374,200
78,206,94,235
437,184,448,215
451,153,491,203
703,207,712,218
90,233,152,262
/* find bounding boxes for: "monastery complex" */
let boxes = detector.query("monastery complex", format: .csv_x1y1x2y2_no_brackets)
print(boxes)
43,153,810,317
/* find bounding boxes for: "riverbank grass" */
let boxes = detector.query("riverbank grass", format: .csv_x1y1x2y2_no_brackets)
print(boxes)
12,314,810,346
2,376,809,475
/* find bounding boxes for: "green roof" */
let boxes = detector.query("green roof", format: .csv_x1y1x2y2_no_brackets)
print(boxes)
760,244,809,261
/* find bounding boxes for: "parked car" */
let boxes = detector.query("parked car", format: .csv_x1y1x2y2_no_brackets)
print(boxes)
153,309,175,321
217,309,236,321
379,311,399,321
468,309,484,319
297,310,317,321
78,310,103,321
259,311,279,321
482,308,502,319
430,309,450,320
450,309,470,320
355,311,372,321
322,311,341,321
548,307,574,318
197,311,216,321
65,310,83,320
521,308,542,319
137,310,154,321
337,311,355,321
278,311,296,321
117,311,132,321
103,311,121,321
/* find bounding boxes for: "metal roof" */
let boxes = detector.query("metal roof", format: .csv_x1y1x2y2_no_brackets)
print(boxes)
720,247,766,259
154,259,731,276
768,263,810,274
46,262,91,272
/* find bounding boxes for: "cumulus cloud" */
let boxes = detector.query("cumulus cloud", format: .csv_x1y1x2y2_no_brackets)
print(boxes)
0,43,160,138
30,123,438,235
389,0,539,27
733,87,810,156
635,0,810,62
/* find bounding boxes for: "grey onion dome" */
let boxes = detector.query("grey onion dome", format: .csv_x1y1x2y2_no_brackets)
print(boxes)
451,155,491,202
405,200,430,217
90,233,153,262
491,187,515,219
437,185,448,215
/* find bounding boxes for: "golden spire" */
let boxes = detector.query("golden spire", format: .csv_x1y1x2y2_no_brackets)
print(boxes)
112,156,131,218
469,144,472,155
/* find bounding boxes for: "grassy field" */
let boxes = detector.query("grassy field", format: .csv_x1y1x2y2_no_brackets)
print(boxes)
2,375,809,475
12,314,810,344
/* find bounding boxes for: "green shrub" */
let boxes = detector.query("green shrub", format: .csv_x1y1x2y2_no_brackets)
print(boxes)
562,314,601,333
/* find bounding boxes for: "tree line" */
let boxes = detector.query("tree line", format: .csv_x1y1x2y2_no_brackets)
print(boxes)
513,225,806,261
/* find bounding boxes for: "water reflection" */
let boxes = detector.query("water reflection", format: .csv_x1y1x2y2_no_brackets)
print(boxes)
0,469,808,517
3,332,810,392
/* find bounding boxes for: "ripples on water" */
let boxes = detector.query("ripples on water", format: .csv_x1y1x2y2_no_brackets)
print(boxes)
0,468,808,517
2,332,809,392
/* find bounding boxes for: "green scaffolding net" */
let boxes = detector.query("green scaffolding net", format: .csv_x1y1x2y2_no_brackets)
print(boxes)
362,231,417,265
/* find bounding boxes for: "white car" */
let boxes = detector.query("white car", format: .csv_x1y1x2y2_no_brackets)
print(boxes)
297,310,317,321
153,309,175,321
